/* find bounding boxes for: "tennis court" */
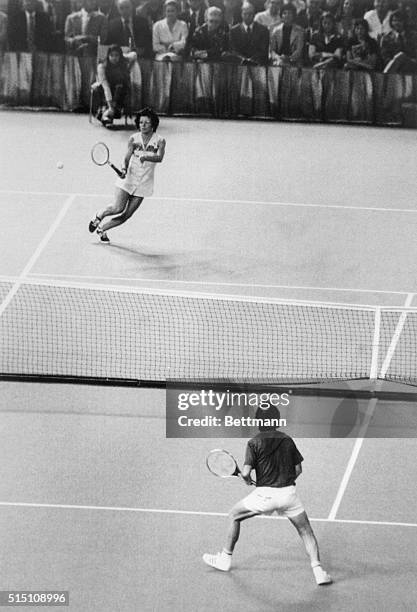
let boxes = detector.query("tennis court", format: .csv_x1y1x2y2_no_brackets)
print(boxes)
1,110,417,611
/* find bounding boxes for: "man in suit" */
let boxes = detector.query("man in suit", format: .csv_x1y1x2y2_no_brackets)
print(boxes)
107,0,152,57
8,0,54,51
227,1,270,64
190,5,229,60
179,0,206,54
270,2,305,65
43,0,72,52
65,0,108,55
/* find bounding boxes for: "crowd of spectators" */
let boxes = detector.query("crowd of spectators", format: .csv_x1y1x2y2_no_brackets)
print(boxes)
1,0,416,74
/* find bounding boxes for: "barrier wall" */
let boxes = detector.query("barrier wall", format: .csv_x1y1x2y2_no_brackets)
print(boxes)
1,52,417,125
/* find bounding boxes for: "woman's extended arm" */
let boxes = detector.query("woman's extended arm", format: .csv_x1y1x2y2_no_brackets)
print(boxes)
121,137,135,174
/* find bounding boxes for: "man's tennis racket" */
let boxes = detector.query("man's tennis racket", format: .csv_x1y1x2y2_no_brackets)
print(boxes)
91,142,124,178
206,449,255,485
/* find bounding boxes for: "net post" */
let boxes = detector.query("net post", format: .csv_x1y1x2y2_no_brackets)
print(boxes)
369,306,381,382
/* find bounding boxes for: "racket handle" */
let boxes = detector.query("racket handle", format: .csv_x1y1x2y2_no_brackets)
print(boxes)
110,163,124,178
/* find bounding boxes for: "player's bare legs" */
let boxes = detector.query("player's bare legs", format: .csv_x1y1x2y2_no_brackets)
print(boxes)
99,195,143,233
225,502,259,553
203,502,258,571
289,511,332,585
88,188,130,236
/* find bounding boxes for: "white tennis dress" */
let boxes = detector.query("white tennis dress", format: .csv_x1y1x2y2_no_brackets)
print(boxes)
115,131,164,197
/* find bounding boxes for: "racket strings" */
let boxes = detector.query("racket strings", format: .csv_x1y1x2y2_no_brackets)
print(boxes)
207,451,237,477
91,142,109,166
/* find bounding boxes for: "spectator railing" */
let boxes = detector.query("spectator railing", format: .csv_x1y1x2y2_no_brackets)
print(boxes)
0,52,416,125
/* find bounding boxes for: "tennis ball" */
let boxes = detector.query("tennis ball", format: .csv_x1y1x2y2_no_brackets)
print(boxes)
57,161,64,170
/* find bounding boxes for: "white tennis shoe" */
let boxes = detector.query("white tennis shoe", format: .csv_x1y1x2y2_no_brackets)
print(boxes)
202,551,231,572
312,565,333,585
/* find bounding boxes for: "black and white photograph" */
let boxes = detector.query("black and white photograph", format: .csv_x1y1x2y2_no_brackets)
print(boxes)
0,0,417,609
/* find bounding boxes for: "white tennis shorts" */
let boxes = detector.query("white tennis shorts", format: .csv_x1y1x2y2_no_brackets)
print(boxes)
242,486,304,518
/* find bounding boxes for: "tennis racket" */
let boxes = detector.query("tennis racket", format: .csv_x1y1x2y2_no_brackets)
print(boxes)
206,449,255,485
91,142,125,178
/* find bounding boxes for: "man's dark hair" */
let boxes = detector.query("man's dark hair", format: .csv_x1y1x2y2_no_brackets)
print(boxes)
255,405,281,431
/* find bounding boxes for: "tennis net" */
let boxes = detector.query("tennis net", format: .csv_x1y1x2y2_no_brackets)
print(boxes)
0,279,416,387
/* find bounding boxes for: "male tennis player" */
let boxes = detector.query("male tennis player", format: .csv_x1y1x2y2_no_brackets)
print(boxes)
203,405,332,585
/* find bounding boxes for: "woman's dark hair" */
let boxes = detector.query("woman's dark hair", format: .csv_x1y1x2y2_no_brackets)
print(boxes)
280,3,296,17
319,10,337,33
135,107,160,131
106,44,124,63
389,9,408,28
353,17,370,34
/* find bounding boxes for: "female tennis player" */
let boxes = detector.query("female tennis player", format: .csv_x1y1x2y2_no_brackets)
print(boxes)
203,405,333,586
88,107,166,242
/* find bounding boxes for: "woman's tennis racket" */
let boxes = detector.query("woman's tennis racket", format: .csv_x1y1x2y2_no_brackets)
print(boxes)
91,142,124,178
206,449,255,484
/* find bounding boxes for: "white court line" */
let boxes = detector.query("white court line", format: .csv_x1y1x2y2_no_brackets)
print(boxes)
0,195,75,319
327,292,415,522
1,189,417,214
0,501,416,528
22,272,412,298
379,293,415,378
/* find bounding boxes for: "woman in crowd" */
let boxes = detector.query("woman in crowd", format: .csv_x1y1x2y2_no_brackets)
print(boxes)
95,44,137,126
338,0,356,40
89,107,166,242
308,10,344,68
344,17,379,70
152,0,188,61
381,9,417,73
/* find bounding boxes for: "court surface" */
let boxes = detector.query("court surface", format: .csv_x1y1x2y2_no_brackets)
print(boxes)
1,110,417,611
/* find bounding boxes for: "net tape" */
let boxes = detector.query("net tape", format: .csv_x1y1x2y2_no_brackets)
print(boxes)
0,280,416,386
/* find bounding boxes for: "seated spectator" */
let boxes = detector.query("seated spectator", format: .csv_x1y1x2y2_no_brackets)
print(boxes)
98,0,119,20
152,0,188,61
338,0,355,40
94,43,136,124
308,10,343,67
0,10,7,51
270,2,305,65
223,0,242,27
65,0,108,54
107,0,152,57
190,6,229,60
254,0,282,32
296,0,322,41
381,9,417,73
364,0,392,40
344,17,379,69
226,1,269,64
